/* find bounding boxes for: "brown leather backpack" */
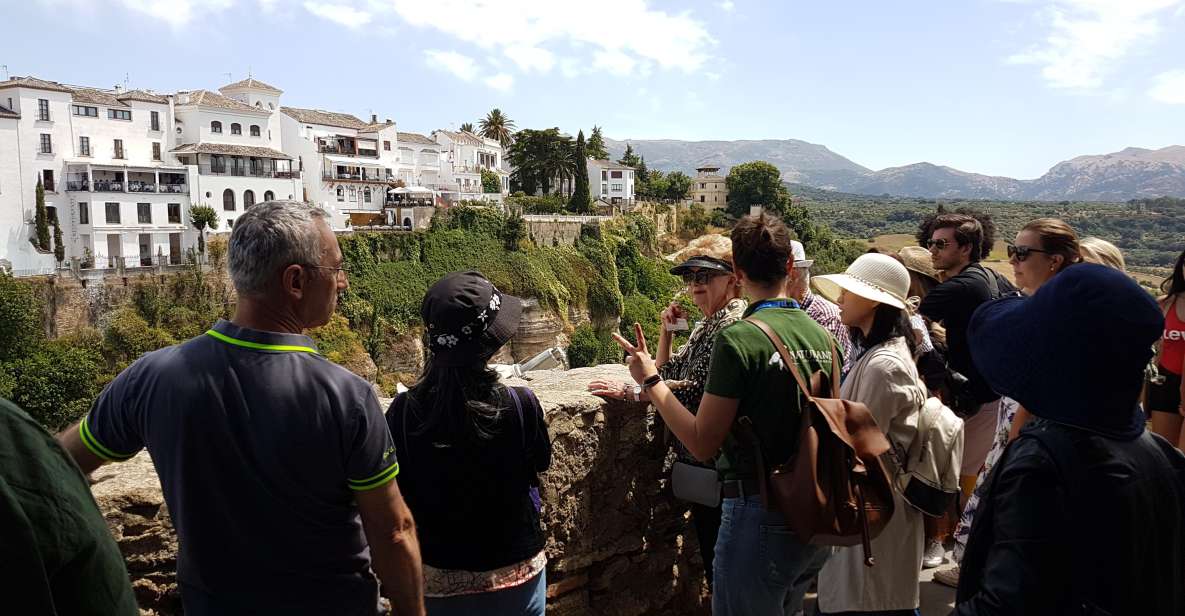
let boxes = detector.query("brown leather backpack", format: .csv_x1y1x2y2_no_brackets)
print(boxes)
741,317,896,566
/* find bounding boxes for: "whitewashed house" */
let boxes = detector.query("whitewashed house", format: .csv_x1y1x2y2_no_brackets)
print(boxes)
0,76,196,272
170,79,301,234
588,159,635,205
279,108,400,228
432,129,507,204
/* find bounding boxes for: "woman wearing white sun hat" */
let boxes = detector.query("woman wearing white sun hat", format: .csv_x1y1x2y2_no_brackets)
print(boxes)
812,253,929,616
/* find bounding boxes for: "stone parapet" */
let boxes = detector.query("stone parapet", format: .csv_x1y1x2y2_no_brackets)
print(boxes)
89,364,709,615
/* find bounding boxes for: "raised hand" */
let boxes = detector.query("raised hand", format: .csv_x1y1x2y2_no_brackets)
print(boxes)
612,323,658,385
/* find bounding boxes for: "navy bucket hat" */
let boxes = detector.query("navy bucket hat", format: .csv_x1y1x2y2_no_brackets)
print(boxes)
968,264,1163,439
421,271,522,367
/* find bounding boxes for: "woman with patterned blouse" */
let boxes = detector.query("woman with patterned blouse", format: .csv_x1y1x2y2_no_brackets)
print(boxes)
588,234,746,592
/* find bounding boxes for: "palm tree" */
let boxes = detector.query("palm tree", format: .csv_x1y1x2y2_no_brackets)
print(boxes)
459,122,476,134
479,109,516,148
545,136,576,196
188,204,219,262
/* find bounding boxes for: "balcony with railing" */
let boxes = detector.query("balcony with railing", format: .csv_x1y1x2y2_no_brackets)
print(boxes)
199,163,298,179
322,168,392,183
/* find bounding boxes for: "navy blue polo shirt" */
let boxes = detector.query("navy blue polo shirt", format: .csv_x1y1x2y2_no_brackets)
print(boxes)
81,320,398,615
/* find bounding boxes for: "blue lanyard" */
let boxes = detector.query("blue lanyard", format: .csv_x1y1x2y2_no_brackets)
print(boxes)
750,298,799,312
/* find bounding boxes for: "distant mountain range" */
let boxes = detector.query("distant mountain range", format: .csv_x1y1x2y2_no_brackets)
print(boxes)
604,138,1185,202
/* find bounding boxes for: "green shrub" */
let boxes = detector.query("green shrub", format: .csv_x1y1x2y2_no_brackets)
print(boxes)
103,308,176,369
568,324,620,368
0,273,45,363
621,292,662,348
162,306,207,340
310,313,374,379
3,344,103,431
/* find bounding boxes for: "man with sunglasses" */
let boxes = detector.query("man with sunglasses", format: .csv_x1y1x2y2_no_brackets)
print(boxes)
917,213,1016,575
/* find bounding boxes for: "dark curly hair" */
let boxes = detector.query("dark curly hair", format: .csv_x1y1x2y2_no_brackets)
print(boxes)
730,212,792,286
916,206,997,261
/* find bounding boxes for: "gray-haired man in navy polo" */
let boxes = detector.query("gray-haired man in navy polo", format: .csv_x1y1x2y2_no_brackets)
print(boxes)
58,201,424,616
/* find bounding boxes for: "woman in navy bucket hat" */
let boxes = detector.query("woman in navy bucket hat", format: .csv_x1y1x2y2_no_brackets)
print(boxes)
386,271,553,615
953,263,1185,615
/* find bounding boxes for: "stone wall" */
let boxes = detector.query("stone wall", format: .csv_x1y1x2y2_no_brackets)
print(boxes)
90,364,709,616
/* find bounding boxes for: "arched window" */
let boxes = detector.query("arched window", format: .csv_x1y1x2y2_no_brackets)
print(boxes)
336,187,344,202
231,123,242,135
255,101,262,107
244,190,255,208
403,217,412,228
211,121,222,134
264,190,274,201
223,189,235,211
250,125,261,137
363,187,372,203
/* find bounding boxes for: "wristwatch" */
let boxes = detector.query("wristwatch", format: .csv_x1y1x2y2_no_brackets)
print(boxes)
630,384,643,401
641,373,663,391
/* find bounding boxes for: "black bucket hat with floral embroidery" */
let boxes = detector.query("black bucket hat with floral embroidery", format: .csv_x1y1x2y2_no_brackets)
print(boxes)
421,271,523,366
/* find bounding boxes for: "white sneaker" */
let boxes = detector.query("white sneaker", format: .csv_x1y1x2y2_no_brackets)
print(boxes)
922,539,946,569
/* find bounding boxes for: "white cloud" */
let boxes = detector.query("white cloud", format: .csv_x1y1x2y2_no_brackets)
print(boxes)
503,45,556,73
390,0,715,76
44,0,233,27
1149,69,1185,103
303,1,372,27
424,49,479,82
718,0,735,12
1008,0,1183,89
593,49,638,76
484,73,515,92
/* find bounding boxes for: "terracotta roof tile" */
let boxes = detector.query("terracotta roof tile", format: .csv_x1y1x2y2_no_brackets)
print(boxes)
0,76,73,93
435,129,487,146
281,106,366,130
590,159,634,171
68,87,128,108
117,90,169,104
176,90,262,113
397,132,437,145
219,78,283,94
171,142,292,159
359,121,396,134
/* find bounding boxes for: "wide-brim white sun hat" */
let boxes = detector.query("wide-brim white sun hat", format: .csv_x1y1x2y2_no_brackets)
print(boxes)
813,252,912,310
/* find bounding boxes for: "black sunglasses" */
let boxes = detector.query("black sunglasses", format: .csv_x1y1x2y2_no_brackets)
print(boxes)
925,238,952,250
681,269,726,285
1006,245,1049,261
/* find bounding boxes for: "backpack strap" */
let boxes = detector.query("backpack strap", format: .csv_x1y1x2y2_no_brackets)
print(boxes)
507,386,527,450
966,263,1001,299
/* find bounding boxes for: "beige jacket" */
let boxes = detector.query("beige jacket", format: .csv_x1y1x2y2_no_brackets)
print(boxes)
817,336,928,613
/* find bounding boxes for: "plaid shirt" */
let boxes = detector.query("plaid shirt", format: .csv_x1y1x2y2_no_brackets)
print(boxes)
801,291,853,372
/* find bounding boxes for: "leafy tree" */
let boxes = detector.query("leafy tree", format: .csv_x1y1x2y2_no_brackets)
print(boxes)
725,161,786,219
587,126,609,159
188,204,219,259
618,143,641,168
480,169,501,193
459,122,476,134
568,131,592,213
52,210,64,266
642,170,667,201
34,177,50,251
507,128,573,195
2,343,102,431
478,108,516,148
0,273,44,362
664,171,692,202
681,204,709,237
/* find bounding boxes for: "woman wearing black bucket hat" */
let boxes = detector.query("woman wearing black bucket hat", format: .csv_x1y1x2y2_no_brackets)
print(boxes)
386,271,552,615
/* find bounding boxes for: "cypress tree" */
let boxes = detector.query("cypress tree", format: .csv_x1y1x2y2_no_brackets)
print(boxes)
568,130,592,214
52,212,64,265
34,177,50,250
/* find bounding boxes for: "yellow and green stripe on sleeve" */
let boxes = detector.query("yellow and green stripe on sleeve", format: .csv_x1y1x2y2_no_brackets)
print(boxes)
347,461,400,491
79,415,137,462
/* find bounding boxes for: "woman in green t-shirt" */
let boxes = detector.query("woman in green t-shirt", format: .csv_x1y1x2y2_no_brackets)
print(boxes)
615,213,839,616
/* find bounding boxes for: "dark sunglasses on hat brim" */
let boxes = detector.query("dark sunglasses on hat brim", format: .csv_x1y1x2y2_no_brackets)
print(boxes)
681,269,729,285
1007,244,1050,261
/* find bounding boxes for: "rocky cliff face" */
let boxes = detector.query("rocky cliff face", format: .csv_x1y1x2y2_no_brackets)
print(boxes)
90,365,708,616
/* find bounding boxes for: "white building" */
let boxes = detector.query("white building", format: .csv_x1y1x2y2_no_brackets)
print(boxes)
432,129,508,204
588,159,635,205
394,132,442,190
170,79,301,234
279,107,400,228
0,76,194,273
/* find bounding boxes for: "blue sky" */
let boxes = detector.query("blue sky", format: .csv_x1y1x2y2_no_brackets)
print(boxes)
4,0,1184,178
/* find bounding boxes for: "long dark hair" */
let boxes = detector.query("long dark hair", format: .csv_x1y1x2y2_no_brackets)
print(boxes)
406,358,504,441
851,304,917,358
1163,248,1185,298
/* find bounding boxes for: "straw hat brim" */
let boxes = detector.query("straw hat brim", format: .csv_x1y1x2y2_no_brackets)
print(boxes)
813,273,907,310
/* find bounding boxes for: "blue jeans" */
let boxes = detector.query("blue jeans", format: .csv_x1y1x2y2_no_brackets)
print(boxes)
713,495,831,616
425,570,546,616
816,609,921,616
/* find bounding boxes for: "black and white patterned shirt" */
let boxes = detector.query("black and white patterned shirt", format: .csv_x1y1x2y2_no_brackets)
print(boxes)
660,298,749,412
